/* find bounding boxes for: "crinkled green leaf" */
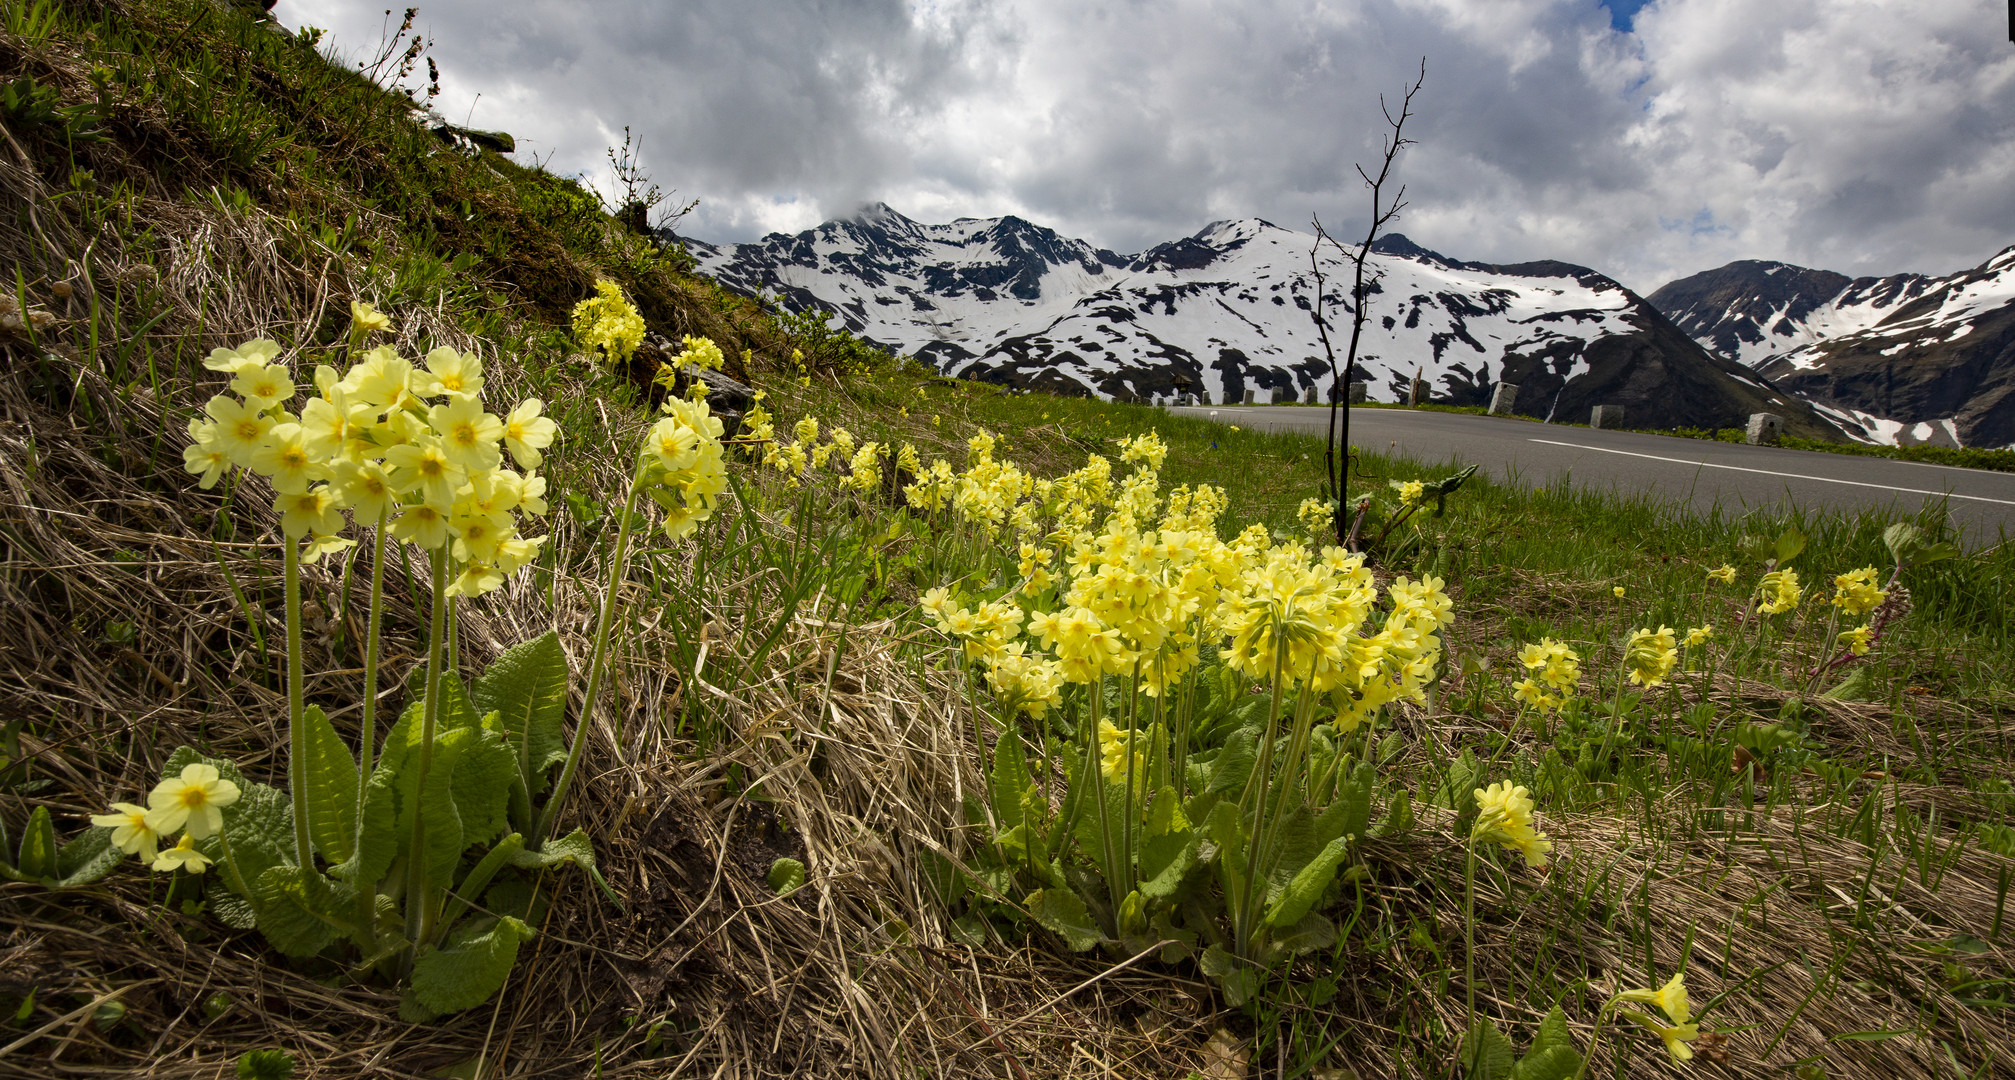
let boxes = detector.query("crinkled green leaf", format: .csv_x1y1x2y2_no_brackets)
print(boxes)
766,857,805,895
988,731,1033,836
298,705,358,866
349,765,401,889
209,888,259,930
470,631,571,797
15,805,56,880
447,725,515,855
1269,911,1337,957
1337,760,1376,840
409,915,533,1015
252,864,356,957
1511,1007,1583,1080
1463,1017,1516,1080
1206,727,1257,795
1774,527,1807,567
1264,835,1350,929
52,825,122,887
510,826,619,904
1026,888,1102,952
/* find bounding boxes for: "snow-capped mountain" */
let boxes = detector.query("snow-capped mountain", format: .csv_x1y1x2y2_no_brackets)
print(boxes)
685,205,1844,437
1648,249,2015,448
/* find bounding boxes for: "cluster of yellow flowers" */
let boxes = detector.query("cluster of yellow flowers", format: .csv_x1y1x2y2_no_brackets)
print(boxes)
644,393,729,540
182,333,556,596
1755,568,1802,614
1623,626,1680,687
1472,780,1552,867
915,432,1453,734
758,413,890,493
90,763,242,875
1296,497,1331,538
1390,478,1425,507
571,279,645,365
1512,638,1581,712
1831,567,1885,614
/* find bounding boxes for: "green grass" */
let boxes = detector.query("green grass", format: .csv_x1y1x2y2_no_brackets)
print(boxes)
3,1,2013,1076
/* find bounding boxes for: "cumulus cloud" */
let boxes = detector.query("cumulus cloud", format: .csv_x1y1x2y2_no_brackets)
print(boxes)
275,0,2015,290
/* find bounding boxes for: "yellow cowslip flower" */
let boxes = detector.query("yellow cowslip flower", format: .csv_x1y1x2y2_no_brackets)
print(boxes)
1618,973,1698,1062
843,442,883,492
1831,566,1886,615
1612,585,1626,599
202,394,275,468
300,529,354,565
1472,781,1551,868
1512,677,1560,712
390,502,451,550
385,436,466,511
646,396,728,541
1623,1011,1700,1062
1684,625,1712,647
1517,638,1580,695
502,399,558,468
1707,564,1737,584
229,363,296,410
90,802,162,862
144,763,241,840
1297,497,1331,537
201,338,283,376
332,459,396,523
1624,626,1679,687
343,346,417,410
445,558,506,599
248,423,329,495
1118,431,1168,470
1390,479,1424,507
413,346,485,400
273,486,344,540
1757,568,1802,614
429,396,505,473
1096,720,1148,787
1838,624,1873,655
151,833,214,874
1618,971,1691,1025
182,420,231,489
793,416,820,445
349,299,392,335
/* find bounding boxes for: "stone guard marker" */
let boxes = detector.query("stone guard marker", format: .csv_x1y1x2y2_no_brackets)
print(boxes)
1304,385,1317,404
1272,387,1292,404
1489,383,1519,416
1590,405,1623,429
1746,412,1783,445
1349,381,1369,404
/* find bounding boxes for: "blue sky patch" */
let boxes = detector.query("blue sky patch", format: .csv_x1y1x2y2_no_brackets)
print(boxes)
1603,0,1650,33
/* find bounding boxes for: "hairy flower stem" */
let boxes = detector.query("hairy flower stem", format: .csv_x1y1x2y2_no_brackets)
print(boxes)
1463,840,1479,1077
403,547,449,958
1567,996,1626,1080
535,467,645,847
1231,649,1289,961
352,513,387,870
284,538,311,869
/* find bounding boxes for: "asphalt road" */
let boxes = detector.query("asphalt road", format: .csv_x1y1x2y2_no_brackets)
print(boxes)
1167,405,2015,544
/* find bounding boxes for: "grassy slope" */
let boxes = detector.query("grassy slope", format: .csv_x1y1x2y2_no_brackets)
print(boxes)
0,3,2010,1079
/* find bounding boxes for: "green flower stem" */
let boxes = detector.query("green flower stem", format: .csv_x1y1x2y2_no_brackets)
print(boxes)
1231,648,1289,961
1567,995,1626,1080
353,511,387,868
284,536,311,869
403,546,450,956
534,466,646,847
1463,839,1479,1077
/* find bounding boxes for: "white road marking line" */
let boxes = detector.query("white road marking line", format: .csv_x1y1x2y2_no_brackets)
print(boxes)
1526,439,2015,507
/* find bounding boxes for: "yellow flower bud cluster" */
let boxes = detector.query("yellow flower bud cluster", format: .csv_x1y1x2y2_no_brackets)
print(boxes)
571,279,645,365
1512,638,1580,712
643,393,729,540
1623,625,1679,687
1296,497,1332,539
1830,566,1885,615
183,337,556,596
1390,478,1425,507
1756,568,1802,614
1471,780,1552,867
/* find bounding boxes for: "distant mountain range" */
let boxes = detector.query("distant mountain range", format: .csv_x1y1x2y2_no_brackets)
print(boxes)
1647,249,2015,448
683,205,2013,446
686,206,1843,439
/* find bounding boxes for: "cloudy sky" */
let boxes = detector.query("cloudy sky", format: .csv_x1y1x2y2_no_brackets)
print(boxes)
276,0,2015,291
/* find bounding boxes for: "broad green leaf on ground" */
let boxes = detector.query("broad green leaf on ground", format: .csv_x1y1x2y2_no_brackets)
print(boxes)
1463,1017,1516,1080
298,704,358,865
252,863,357,957
470,630,570,796
988,730,1033,835
1264,835,1350,928
1026,888,1102,952
52,825,121,887
409,915,533,1015
509,826,620,904
14,805,55,880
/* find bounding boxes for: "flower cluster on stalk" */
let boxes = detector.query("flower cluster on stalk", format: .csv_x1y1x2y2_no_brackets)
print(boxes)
183,334,555,597
571,279,645,365
1512,638,1580,712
